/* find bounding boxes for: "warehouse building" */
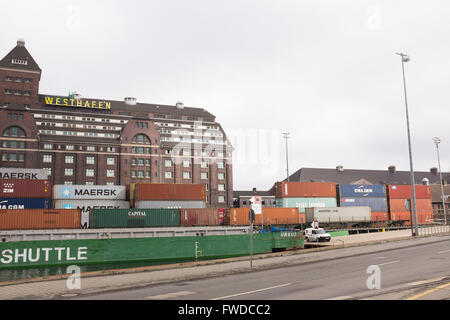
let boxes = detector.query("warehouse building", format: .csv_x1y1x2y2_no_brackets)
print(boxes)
0,39,233,206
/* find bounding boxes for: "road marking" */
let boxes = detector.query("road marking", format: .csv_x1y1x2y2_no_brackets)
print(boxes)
377,260,399,266
406,282,450,300
325,296,353,300
211,283,292,300
146,291,196,300
407,277,446,286
438,249,450,254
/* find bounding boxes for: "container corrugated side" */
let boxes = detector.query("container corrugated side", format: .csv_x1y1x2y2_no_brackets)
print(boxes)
0,179,52,198
226,207,302,226
274,182,337,198
0,198,52,209
90,208,180,228
389,211,434,225
53,185,126,200
389,199,432,212
387,185,431,199
339,184,386,198
371,211,389,222
0,209,81,230
0,168,49,180
135,200,206,209
340,197,388,212
179,208,225,226
135,183,207,201
311,206,371,223
276,197,337,213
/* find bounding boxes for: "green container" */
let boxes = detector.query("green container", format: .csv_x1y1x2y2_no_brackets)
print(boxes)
90,208,180,228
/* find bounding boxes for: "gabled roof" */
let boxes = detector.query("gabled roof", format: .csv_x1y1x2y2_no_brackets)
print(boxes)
285,167,450,186
0,40,41,73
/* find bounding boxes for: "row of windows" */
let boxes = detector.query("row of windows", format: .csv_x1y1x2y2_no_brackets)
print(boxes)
162,171,225,180
63,181,116,186
135,122,149,129
2,103,29,108
1,153,24,162
163,159,224,169
43,155,116,164
132,158,151,166
2,126,25,137
43,144,103,152
4,89,31,96
36,114,126,124
2,140,25,149
7,113,24,120
62,168,115,177
5,76,32,83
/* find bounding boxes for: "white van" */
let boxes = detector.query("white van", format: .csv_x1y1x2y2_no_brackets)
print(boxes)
304,228,331,242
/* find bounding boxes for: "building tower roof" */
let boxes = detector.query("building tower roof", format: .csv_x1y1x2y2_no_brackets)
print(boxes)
0,39,41,73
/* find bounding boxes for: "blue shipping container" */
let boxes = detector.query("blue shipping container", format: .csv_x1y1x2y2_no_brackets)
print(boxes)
339,184,386,198
340,197,387,212
0,198,52,209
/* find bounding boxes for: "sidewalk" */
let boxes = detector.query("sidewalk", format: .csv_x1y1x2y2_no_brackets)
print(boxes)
0,230,449,300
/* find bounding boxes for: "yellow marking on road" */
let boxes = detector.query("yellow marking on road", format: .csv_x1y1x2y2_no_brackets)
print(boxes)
406,282,450,300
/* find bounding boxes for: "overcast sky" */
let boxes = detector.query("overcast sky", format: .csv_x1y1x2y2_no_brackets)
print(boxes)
1,0,449,191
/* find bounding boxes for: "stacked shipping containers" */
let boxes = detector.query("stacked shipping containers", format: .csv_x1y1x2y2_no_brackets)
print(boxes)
53,185,129,228
339,184,388,223
131,183,207,209
0,178,52,209
274,182,337,213
226,207,304,226
387,185,433,225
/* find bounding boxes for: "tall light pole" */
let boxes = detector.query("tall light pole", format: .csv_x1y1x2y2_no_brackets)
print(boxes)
432,137,447,225
283,132,290,182
396,52,419,236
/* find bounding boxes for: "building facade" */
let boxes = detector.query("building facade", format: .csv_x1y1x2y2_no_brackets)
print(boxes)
0,40,233,206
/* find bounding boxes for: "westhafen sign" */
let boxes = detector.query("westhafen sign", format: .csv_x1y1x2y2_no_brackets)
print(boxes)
43,96,111,110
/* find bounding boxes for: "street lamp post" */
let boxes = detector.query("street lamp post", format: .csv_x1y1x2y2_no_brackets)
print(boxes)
396,52,419,236
283,132,290,182
432,137,447,225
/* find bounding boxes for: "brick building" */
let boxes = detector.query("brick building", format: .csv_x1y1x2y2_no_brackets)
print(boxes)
0,39,233,206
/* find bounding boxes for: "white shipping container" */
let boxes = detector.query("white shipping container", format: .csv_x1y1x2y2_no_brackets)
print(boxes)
308,206,371,223
53,185,126,200
135,200,206,209
54,199,130,228
0,168,49,180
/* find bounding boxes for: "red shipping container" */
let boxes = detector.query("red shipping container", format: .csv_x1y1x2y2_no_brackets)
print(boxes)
274,182,336,198
389,199,432,212
387,185,431,199
180,208,228,226
0,179,52,198
226,207,302,226
135,183,206,201
0,209,81,230
371,212,389,222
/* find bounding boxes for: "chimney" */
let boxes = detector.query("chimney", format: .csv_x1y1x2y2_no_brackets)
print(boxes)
17,39,25,47
430,167,438,175
124,97,137,105
388,165,396,173
252,187,257,193
336,165,344,172
176,101,184,109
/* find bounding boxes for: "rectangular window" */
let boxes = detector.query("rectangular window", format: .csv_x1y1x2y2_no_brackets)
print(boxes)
165,171,173,179
138,170,144,178
146,171,151,178
66,145,74,150
86,169,95,177
65,156,74,164
85,181,94,185
64,181,73,185
165,159,172,167
43,154,52,163
87,146,95,151
65,168,74,176
145,159,150,166
138,159,144,166
106,182,115,186
218,173,225,180
183,172,191,179
218,184,225,191
18,154,24,162
107,157,115,165
131,170,136,178
1,153,7,161
201,172,208,180
218,161,224,169
86,156,95,164
9,154,17,161
201,161,208,168
183,160,190,168
43,144,53,149
218,196,225,203
131,158,137,166
106,169,115,177
44,168,52,175
107,147,116,152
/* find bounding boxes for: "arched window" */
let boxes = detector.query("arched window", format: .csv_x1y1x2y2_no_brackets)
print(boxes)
132,134,150,144
2,126,26,138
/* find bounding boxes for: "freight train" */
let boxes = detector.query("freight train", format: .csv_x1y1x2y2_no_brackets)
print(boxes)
0,168,436,231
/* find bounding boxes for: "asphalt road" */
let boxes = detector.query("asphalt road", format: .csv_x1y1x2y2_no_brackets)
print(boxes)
70,237,450,300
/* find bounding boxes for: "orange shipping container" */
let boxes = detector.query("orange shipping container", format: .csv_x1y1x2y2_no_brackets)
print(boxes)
371,212,389,222
389,211,434,226
226,207,303,226
0,209,81,230
389,199,432,212
274,182,336,198
134,183,207,201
